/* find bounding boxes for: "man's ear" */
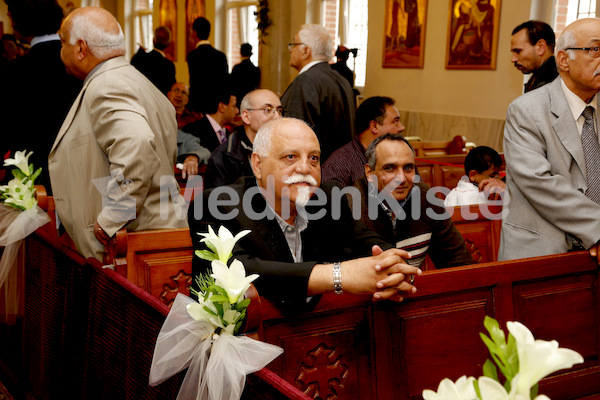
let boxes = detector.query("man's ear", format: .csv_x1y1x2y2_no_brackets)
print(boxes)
369,120,379,134
365,164,373,182
556,50,570,72
241,110,251,125
251,153,262,180
535,39,547,56
77,39,88,61
301,45,311,60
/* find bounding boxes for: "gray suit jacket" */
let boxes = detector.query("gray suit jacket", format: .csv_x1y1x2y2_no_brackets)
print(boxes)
49,57,187,261
499,77,600,260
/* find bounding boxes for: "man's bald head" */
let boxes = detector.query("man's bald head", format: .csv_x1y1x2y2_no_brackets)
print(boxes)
59,7,125,80
63,7,124,59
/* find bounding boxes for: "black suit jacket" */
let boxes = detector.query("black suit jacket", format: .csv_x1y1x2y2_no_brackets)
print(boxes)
181,116,223,153
280,62,356,162
186,44,229,113
230,59,260,106
188,177,390,309
130,48,176,95
0,39,82,192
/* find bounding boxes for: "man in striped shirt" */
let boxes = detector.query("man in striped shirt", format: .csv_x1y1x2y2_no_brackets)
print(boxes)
322,96,404,187
353,133,473,270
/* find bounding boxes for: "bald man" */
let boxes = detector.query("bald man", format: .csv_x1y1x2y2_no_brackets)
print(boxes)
204,89,283,188
50,7,186,261
500,18,600,264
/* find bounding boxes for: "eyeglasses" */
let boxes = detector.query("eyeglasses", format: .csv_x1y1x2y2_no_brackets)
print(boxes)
565,46,600,58
247,106,284,117
288,42,305,51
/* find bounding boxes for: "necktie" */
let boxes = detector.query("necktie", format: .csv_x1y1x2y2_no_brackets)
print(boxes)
581,106,600,204
218,128,227,144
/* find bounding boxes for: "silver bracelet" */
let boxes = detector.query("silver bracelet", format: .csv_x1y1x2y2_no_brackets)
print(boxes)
333,262,343,294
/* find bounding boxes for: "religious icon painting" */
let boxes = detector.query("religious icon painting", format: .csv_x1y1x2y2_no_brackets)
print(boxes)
445,0,501,70
382,0,428,68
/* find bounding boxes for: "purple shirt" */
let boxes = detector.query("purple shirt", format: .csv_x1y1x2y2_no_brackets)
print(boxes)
321,137,367,188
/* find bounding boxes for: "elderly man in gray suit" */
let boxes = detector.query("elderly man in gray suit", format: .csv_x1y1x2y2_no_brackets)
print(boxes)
50,7,186,261
500,18,600,264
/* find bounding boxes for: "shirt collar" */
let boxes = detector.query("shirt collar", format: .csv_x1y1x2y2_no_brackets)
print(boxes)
299,60,327,75
196,40,211,48
561,77,598,121
206,114,224,134
30,33,59,48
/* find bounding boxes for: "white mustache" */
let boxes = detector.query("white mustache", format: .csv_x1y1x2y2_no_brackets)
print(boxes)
283,174,318,186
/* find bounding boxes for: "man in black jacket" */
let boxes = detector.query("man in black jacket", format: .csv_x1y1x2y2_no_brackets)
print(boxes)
186,17,228,113
0,0,82,192
188,118,420,309
204,89,282,189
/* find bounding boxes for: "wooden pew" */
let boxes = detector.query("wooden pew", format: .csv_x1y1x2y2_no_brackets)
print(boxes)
408,135,467,157
27,197,600,399
12,230,311,400
104,228,194,307
254,252,600,400
415,153,506,195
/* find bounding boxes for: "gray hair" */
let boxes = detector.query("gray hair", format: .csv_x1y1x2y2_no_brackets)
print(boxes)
253,118,311,157
298,24,332,61
68,12,125,59
556,28,577,60
240,91,254,112
365,133,415,170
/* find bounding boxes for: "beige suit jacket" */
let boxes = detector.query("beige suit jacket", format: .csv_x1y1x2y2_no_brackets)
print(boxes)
49,56,187,261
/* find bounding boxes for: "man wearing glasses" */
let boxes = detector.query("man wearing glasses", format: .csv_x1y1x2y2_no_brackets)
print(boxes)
500,18,600,265
204,89,283,188
281,24,356,163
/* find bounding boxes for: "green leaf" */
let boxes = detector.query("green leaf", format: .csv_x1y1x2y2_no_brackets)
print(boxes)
530,383,539,399
209,294,229,303
236,298,250,311
195,250,218,262
202,305,218,316
30,167,42,183
482,359,499,380
234,320,243,335
473,380,482,400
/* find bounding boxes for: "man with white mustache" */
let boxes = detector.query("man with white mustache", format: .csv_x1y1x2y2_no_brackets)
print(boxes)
500,18,600,263
188,118,421,310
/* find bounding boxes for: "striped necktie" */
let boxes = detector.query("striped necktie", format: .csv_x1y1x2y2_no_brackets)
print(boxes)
581,106,600,204
218,128,227,144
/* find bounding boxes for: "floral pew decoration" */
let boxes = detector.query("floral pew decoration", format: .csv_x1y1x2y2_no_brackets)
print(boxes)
0,150,51,319
422,316,584,400
149,226,283,400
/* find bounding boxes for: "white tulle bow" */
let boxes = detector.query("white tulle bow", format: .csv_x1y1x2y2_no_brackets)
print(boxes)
0,204,50,287
149,293,283,400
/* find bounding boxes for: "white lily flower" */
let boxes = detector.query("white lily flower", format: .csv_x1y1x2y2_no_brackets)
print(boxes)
3,178,37,210
507,321,584,396
199,225,251,263
422,376,478,400
211,259,259,304
186,294,225,331
478,375,551,400
4,150,33,176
